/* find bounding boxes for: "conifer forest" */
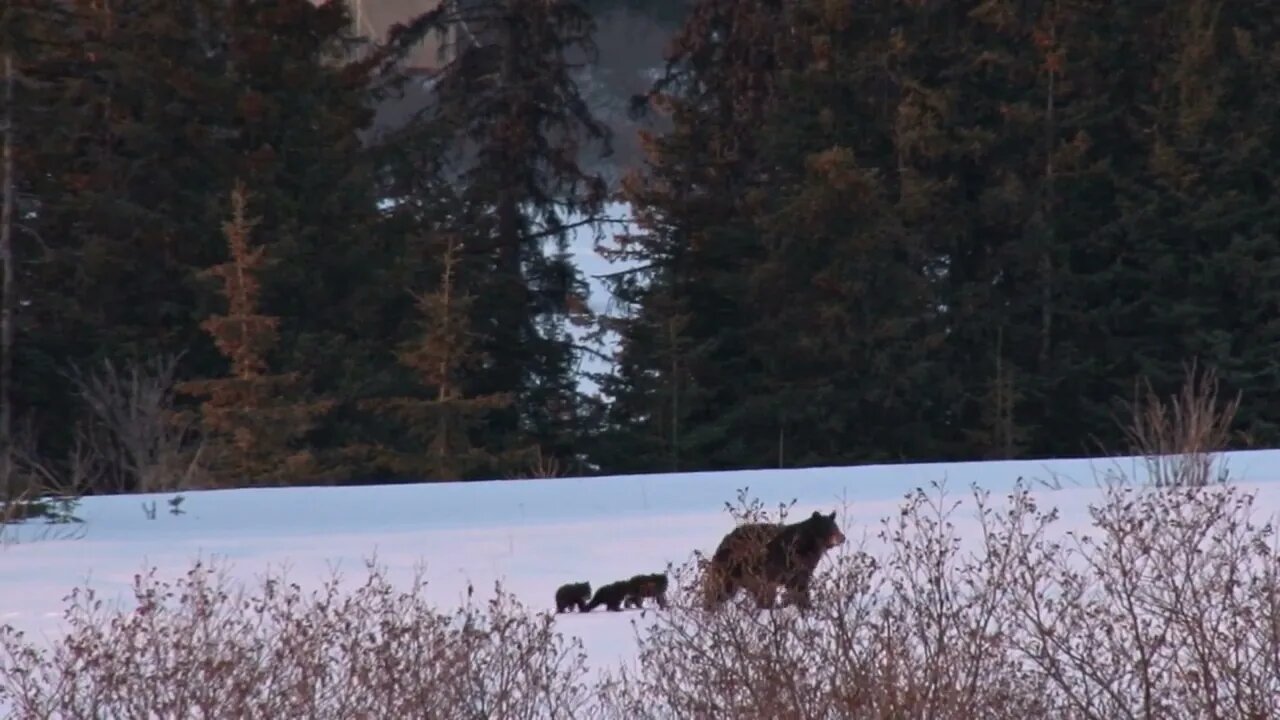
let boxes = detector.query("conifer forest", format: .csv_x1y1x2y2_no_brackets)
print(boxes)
1,0,1278,491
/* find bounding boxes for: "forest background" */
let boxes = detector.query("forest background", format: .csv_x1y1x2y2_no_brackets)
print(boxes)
2,0,1276,494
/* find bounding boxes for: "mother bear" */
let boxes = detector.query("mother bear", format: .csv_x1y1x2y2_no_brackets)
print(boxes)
702,510,846,611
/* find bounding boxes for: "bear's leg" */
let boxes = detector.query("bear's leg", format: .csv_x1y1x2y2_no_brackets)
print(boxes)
575,598,589,612
746,579,777,609
656,592,668,609
782,576,812,610
705,572,738,610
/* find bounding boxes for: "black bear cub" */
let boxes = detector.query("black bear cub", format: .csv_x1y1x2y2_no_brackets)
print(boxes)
586,572,670,612
554,581,592,613
623,573,669,609
585,580,631,612
703,510,846,611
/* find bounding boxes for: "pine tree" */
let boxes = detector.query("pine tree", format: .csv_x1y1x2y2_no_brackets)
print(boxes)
744,0,945,465
360,232,518,480
221,0,393,417
382,0,611,474
8,0,402,481
1083,0,1280,448
177,182,334,486
589,282,695,473
591,0,790,472
1,0,89,472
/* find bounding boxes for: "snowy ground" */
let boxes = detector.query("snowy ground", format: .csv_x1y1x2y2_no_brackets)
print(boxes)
3,449,1280,679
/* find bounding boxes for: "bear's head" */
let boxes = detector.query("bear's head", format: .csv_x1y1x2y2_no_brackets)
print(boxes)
808,510,846,548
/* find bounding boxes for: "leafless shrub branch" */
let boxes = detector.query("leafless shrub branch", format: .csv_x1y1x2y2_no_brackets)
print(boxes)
600,478,1280,719
1,479,1277,718
0,417,90,545
0,558,593,719
65,354,207,493
1119,360,1240,488
10,417,100,500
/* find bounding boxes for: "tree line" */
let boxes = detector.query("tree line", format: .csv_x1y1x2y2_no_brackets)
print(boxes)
0,0,1275,493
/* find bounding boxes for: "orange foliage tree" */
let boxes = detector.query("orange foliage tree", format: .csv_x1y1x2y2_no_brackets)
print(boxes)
177,181,333,486
360,233,524,481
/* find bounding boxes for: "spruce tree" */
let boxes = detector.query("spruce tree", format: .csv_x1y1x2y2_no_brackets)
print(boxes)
221,0,393,417
1,0,98,467
383,0,611,475
177,182,334,486
743,0,944,465
359,232,518,480
9,0,400,481
1085,0,1280,447
593,0,789,472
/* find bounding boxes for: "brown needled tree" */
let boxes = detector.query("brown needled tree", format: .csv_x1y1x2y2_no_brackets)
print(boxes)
361,232,518,481
177,181,333,487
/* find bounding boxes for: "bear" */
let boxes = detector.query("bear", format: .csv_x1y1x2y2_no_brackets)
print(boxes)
622,572,669,610
703,510,845,611
584,580,632,612
554,581,592,613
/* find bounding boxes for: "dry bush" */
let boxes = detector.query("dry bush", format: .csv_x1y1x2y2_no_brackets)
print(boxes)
600,479,1280,720
1005,482,1280,719
67,353,206,494
0,418,92,543
1119,360,1240,487
10,418,100,500
2,483,1276,718
0,559,592,720
600,483,1051,720
507,447,566,480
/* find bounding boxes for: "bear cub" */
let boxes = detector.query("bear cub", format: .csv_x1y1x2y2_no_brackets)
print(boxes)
585,572,670,612
623,572,669,610
585,580,631,612
554,581,591,613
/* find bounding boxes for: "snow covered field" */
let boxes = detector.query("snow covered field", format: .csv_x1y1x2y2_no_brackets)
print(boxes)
3,448,1280,680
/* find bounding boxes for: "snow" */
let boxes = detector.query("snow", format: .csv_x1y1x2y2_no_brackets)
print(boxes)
3,448,1280,680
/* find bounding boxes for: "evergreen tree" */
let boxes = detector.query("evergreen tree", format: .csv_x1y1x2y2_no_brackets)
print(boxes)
383,0,612,475
743,0,944,465
9,0,402,480
1077,0,1280,448
359,232,518,480
592,0,789,472
177,182,334,487
221,0,395,420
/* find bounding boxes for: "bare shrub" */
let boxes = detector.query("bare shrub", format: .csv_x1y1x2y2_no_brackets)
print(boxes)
0,559,592,719
603,483,1051,719
507,447,567,480
1005,482,1280,719
0,418,91,543
602,479,1280,719
9,418,100,500
66,353,206,493
1119,360,1240,487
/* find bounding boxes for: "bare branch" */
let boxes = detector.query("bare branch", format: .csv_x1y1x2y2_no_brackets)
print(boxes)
64,354,207,493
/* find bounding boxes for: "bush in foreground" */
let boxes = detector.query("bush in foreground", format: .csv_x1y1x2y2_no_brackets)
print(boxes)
2,478,1276,720
601,480,1280,719
0,561,591,719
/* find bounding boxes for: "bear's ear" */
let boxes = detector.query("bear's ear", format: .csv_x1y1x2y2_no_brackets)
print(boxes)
828,511,837,520
811,510,822,519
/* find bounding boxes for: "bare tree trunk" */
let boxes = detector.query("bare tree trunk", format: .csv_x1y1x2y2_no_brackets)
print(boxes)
1,52,15,500
1040,4,1059,371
